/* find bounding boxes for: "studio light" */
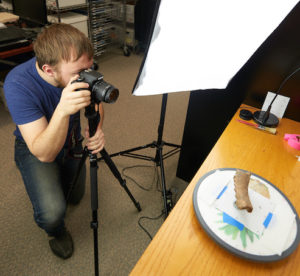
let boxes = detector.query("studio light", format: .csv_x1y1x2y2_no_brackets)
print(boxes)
133,0,298,96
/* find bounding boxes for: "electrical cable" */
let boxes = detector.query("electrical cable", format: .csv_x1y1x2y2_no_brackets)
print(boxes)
122,164,159,191
121,164,167,239
138,211,165,240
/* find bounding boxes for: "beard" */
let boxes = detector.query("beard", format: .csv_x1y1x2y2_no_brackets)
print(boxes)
53,73,66,88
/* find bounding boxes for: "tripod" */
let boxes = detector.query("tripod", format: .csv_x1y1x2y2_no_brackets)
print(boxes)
71,103,141,276
98,94,181,218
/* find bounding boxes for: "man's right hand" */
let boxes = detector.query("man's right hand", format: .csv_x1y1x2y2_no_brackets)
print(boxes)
57,75,91,117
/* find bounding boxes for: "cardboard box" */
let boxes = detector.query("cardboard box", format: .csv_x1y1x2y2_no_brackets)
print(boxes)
47,12,89,37
47,0,86,8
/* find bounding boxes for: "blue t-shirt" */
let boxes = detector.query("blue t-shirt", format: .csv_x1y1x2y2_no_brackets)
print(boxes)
4,57,81,149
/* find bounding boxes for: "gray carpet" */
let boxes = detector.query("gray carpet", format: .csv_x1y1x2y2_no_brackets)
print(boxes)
0,48,190,276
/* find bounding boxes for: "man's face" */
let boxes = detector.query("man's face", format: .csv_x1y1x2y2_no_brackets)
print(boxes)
53,53,94,88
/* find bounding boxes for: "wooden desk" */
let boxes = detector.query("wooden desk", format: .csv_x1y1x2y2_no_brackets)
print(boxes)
130,105,300,276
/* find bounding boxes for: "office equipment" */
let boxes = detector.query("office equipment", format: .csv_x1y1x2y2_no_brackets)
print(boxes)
13,0,47,26
130,104,300,275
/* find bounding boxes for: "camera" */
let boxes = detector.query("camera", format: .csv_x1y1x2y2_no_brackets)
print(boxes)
74,69,119,104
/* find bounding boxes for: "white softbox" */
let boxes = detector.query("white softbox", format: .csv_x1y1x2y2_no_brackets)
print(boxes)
133,0,298,96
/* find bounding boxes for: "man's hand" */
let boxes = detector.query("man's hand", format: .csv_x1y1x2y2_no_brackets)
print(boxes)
85,123,105,154
57,75,91,117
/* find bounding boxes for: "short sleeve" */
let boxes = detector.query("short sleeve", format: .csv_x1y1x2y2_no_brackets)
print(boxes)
4,80,44,125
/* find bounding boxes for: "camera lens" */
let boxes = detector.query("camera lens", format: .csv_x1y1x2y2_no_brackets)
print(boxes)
93,81,119,103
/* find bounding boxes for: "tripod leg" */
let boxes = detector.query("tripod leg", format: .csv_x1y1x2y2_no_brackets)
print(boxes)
158,146,172,219
90,155,99,275
90,154,99,276
66,147,89,203
100,148,141,212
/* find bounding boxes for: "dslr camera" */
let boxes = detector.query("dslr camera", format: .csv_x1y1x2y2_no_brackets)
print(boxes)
74,69,119,104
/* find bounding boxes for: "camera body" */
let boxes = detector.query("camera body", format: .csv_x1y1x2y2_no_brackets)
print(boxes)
74,69,119,104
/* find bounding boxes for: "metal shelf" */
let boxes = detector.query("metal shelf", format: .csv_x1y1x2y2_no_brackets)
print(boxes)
46,0,113,57
47,4,88,12
89,0,112,57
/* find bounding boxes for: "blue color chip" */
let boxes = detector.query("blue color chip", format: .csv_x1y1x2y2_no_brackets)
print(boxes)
217,185,228,199
263,212,273,228
223,212,244,231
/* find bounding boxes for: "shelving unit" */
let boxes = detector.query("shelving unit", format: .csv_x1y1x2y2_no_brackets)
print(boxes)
89,0,112,57
46,0,113,57
110,0,136,56
47,1,90,37
46,2,89,19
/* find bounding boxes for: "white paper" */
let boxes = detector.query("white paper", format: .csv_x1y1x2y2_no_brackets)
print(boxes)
259,204,296,255
197,170,232,205
261,92,290,118
214,181,275,236
133,0,298,96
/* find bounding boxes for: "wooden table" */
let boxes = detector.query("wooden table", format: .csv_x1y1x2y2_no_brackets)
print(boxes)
130,105,300,276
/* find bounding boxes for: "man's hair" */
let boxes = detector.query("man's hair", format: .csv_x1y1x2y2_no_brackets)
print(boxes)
34,23,94,70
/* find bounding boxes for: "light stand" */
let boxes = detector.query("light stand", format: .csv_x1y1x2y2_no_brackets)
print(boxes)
98,93,181,218
70,103,141,276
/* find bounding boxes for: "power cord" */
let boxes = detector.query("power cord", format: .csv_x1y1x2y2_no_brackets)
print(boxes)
122,164,159,191
122,164,167,239
121,164,180,240
138,211,165,240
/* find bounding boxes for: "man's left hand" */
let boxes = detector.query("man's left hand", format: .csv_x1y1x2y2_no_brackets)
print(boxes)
85,124,105,154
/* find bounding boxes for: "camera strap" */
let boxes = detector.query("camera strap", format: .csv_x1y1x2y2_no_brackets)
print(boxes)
65,112,83,160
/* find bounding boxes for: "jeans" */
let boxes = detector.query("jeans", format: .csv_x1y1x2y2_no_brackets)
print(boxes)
14,138,86,237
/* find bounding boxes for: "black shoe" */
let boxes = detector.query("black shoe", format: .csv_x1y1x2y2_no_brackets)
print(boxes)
49,229,73,259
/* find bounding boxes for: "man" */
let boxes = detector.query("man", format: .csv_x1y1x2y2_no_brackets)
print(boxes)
4,23,105,259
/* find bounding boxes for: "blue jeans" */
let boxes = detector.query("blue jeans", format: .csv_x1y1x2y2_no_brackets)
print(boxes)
14,138,86,237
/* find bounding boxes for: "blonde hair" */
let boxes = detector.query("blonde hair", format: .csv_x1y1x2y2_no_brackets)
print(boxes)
34,23,93,69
